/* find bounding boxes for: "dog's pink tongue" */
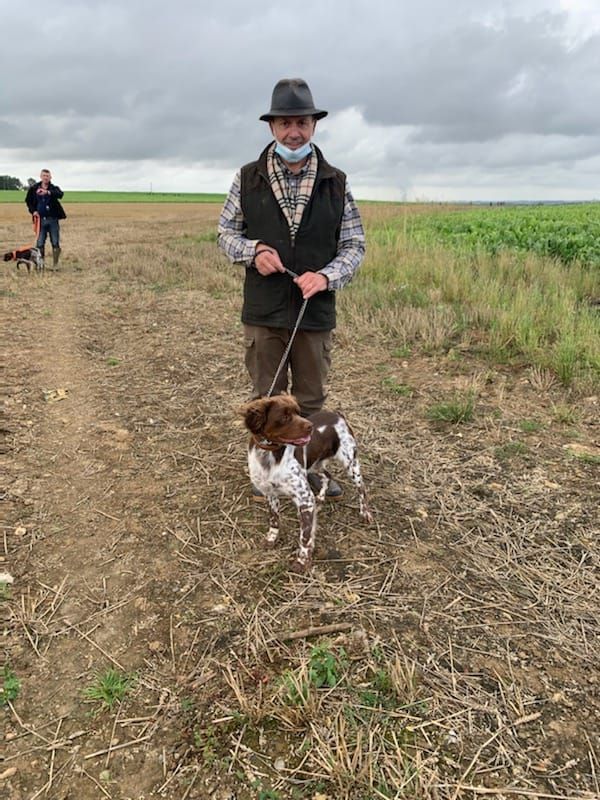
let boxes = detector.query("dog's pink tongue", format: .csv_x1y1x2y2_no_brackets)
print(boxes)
293,434,311,446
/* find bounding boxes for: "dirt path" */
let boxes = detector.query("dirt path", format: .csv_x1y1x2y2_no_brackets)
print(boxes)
1,207,245,797
2,204,599,799
3,270,164,795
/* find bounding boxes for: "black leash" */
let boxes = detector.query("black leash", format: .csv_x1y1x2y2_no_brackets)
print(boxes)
266,265,309,398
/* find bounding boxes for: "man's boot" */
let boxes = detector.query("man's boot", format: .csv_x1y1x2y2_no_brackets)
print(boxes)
307,471,344,500
52,247,61,269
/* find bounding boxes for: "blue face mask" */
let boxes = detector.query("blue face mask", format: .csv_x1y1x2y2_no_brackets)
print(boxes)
274,140,312,163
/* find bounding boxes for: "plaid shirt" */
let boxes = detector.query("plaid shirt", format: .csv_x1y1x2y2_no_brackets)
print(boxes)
217,149,365,290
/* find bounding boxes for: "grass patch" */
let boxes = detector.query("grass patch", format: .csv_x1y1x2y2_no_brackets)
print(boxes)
496,441,529,459
427,393,475,424
551,403,580,425
83,668,135,710
183,231,218,243
518,419,543,433
568,450,600,466
1,666,21,706
381,376,413,396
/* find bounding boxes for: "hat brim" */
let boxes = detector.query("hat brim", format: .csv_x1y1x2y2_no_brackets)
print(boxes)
260,109,328,121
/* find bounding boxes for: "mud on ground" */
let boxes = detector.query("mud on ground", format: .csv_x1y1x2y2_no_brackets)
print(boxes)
1,203,599,799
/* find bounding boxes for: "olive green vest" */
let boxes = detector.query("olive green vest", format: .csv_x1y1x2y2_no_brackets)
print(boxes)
240,144,346,330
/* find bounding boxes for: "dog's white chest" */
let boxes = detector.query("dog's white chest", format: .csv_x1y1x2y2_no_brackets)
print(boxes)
248,446,309,499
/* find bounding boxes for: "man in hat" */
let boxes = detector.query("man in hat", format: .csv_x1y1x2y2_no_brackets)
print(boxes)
218,78,366,499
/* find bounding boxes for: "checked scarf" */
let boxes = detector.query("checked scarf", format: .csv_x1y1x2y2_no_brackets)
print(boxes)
266,142,317,243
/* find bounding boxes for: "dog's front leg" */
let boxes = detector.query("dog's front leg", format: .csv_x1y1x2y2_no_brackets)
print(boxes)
358,489,373,524
265,495,280,547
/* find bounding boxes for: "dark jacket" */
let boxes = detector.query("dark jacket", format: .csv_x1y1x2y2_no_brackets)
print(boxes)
25,182,67,220
240,144,345,331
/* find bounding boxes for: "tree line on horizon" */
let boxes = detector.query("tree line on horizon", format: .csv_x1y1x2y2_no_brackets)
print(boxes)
0,175,35,190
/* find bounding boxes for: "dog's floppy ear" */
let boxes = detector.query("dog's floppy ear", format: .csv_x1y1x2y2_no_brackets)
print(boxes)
239,399,269,435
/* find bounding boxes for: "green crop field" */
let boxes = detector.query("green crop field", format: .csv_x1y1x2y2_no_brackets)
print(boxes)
405,202,600,267
352,202,600,390
0,190,226,203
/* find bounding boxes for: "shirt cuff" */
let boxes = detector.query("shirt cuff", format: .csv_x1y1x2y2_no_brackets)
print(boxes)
318,266,335,290
242,239,263,266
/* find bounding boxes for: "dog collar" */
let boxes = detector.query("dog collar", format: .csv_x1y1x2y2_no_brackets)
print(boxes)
252,434,282,451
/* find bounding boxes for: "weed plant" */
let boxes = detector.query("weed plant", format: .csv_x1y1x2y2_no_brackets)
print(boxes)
1,666,21,705
83,668,135,710
427,393,475,424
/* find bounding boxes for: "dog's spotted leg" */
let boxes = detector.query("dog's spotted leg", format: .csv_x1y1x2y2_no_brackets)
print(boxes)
265,495,280,547
358,485,373,523
315,470,329,502
291,502,316,572
348,455,372,522
335,423,373,524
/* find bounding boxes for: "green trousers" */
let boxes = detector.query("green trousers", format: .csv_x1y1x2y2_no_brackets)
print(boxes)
243,325,333,417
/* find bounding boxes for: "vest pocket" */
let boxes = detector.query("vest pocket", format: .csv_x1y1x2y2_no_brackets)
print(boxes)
243,270,289,324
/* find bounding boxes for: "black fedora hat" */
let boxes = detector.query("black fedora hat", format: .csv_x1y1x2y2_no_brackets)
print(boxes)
260,78,328,121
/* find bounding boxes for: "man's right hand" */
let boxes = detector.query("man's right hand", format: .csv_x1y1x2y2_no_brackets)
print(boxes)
254,245,286,276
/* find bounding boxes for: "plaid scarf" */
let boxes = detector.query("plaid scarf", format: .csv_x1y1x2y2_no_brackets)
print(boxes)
266,142,318,243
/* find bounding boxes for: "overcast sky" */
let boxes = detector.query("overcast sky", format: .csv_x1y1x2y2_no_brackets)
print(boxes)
2,0,599,201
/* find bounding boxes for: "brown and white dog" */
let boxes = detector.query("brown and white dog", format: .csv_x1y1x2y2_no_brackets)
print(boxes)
240,394,372,571
3,247,44,272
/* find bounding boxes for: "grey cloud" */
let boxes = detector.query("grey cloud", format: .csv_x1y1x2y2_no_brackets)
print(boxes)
1,0,599,198
378,17,600,141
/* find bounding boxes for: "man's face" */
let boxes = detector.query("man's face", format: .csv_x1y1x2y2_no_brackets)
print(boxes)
270,116,316,149
40,170,51,185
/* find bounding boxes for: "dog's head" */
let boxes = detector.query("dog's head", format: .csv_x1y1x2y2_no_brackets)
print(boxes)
240,395,313,446
3,251,15,262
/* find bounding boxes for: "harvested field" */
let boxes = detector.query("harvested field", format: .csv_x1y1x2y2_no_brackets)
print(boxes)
1,202,599,799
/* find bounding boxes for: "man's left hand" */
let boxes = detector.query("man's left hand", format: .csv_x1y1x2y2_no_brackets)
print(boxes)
294,271,328,299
